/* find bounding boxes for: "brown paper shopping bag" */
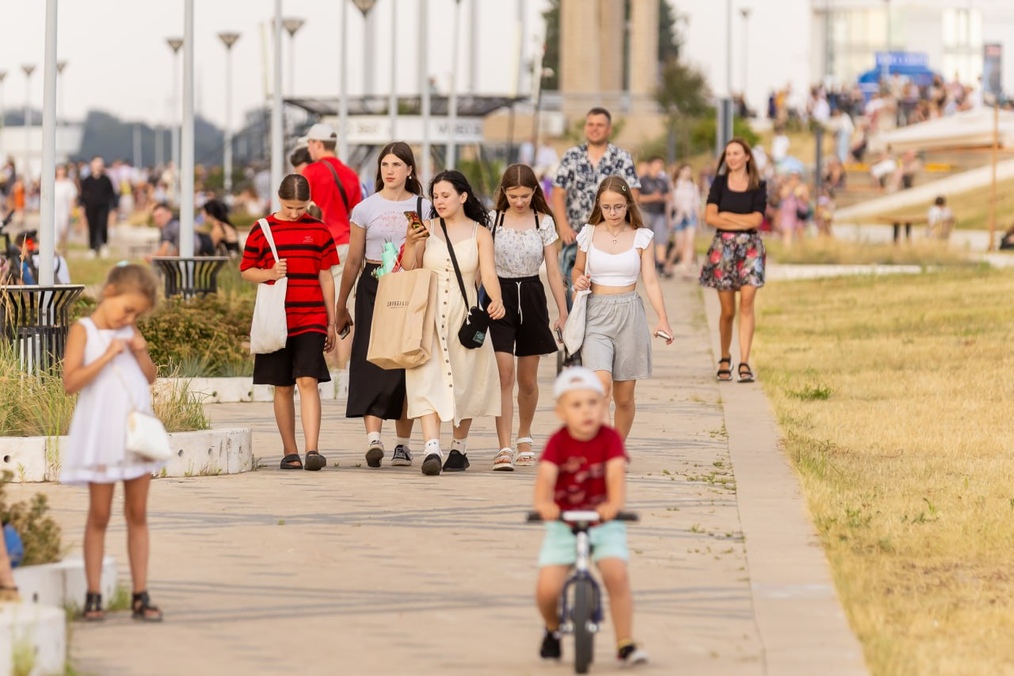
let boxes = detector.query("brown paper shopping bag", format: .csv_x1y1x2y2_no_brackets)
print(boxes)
367,268,436,370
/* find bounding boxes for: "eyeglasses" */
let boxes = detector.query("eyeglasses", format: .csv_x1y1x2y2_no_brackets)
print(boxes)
600,204,627,213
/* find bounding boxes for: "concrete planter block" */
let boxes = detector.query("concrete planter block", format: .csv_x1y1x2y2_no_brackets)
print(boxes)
12,556,117,609
160,373,341,404
0,602,66,676
1,428,252,482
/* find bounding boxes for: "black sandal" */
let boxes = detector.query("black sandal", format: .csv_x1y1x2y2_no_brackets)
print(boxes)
716,357,733,382
303,451,327,472
131,591,163,622
83,592,104,621
738,362,755,383
279,454,302,470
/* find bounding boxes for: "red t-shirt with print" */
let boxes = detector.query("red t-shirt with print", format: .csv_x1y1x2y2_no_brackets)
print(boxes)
239,214,339,337
540,425,628,511
302,157,362,246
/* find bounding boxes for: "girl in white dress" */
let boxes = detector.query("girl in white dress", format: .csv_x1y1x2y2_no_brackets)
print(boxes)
61,264,164,622
402,170,506,475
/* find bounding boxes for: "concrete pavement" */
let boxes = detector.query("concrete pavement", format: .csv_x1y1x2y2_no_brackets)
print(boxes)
7,277,866,675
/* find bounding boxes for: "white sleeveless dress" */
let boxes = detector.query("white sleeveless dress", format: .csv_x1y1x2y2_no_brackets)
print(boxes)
60,318,167,484
406,223,500,425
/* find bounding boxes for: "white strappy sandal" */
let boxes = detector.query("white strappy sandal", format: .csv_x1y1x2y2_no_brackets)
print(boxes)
514,437,537,467
493,448,515,472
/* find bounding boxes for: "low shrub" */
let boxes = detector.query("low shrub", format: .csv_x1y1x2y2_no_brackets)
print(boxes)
0,472,62,565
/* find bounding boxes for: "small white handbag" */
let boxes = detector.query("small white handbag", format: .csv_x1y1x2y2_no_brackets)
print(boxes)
125,409,173,462
562,226,593,355
249,218,289,355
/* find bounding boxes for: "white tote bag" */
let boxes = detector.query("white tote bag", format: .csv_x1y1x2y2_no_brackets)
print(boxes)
249,218,289,354
562,226,593,355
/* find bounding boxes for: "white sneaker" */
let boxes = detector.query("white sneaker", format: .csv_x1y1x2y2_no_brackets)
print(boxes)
99,245,110,259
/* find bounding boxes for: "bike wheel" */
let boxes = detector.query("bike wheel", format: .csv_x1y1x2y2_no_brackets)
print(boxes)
572,578,595,674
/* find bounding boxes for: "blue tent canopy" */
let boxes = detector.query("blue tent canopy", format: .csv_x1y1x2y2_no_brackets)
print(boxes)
858,63,938,88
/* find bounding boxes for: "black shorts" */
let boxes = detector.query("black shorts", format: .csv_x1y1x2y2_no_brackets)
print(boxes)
489,276,559,357
253,332,331,386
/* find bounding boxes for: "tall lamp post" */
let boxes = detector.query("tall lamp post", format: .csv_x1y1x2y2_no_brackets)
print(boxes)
270,0,283,212
446,0,463,169
352,0,378,96
339,1,349,162
739,8,751,107
218,31,240,194
418,0,431,183
179,0,195,257
388,0,398,136
56,61,67,124
282,18,304,97
38,0,59,286
0,71,6,152
21,64,36,182
167,37,184,203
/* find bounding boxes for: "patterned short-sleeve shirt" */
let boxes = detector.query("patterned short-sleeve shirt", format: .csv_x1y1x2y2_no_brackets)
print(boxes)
553,143,641,227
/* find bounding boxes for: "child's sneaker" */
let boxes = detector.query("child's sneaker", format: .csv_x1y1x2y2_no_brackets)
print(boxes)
442,449,470,472
365,440,385,468
391,445,413,466
539,628,562,660
617,642,649,666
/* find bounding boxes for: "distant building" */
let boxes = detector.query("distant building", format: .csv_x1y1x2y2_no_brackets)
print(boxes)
811,0,1014,88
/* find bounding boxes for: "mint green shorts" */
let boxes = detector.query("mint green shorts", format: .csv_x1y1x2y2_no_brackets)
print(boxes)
537,521,629,567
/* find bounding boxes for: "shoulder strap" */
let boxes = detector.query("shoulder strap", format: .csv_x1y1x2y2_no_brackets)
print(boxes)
416,196,423,218
321,160,351,212
440,218,471,304
257,218,280,263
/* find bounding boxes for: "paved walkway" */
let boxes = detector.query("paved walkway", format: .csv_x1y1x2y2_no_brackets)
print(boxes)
9,279,866,675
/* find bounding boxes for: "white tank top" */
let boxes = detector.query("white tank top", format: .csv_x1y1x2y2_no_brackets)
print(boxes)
576,225,654,287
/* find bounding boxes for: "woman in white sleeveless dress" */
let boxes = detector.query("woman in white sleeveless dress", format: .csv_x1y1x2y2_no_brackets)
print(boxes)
403,170,505,476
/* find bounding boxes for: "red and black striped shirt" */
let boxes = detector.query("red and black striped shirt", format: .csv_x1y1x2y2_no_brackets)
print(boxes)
240,214,339,337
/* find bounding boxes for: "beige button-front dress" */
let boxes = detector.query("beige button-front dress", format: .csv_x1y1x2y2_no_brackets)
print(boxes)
406,223,501,426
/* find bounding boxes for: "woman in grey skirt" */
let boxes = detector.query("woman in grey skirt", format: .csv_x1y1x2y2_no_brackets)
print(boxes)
571,175,674,440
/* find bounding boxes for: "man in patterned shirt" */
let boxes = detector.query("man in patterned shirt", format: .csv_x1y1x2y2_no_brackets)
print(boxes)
551,108,641,245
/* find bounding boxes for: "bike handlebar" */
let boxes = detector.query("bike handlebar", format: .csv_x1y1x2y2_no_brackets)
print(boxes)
526,510,638,523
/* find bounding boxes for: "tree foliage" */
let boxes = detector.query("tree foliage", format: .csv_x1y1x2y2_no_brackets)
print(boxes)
655,58,711,119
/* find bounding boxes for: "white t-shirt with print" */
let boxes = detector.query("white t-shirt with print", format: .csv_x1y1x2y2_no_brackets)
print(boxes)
349,193,432,261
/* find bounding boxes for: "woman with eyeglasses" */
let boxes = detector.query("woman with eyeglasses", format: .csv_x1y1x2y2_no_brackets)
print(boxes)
570,175,674,441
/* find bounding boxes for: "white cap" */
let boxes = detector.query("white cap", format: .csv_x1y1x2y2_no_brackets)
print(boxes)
296,122,337,146
553,367,605,400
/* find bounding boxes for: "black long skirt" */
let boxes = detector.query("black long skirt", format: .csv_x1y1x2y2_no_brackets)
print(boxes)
346,264,408,419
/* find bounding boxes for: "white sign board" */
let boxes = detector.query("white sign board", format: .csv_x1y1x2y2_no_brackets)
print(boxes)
320,116,485,146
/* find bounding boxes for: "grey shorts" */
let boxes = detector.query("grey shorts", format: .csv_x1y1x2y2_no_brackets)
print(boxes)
647,212,668,246
582,292,652,381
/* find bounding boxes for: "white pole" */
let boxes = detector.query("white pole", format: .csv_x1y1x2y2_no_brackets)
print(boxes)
339,1,349,162
0,72,5,156
38,0,58,286
468,0,478,93
364,10,376,96
167,38,183,202
419,0,431,183
179,0,195,257
271,0,284,212
22,65,34,184
388,0,397,137
219,33,240,194
446,0,462,169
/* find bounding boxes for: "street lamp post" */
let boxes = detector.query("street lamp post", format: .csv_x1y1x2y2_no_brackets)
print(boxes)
270,0,283,212
446,0,463,169
0,71,6,154
282,18,304,97
56,61,67,124
389,0,398,137
21,64,36,182
418,0,431,183
352,0,378,96
339,1,350,162
38,0,59,286
739,8,751,106
179,0,195,257
218,32,240,194
167,37,183,203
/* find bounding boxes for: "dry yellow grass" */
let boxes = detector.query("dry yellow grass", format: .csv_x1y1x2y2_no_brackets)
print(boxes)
764,237,974,267
756,268,1014,675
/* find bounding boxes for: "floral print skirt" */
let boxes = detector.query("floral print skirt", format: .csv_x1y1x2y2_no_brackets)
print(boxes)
699,232,766,291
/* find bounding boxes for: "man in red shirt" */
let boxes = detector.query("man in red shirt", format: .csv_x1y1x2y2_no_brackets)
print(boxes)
300,123,362,374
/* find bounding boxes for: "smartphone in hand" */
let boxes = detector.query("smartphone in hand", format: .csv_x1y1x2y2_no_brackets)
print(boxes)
338,325,351,339
655,330,673,341
404,211,427,236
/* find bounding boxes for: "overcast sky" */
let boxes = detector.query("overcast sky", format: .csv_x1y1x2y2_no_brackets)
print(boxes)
0,0,553,129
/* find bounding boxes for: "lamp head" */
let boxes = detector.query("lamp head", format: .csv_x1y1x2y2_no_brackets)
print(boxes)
167,38,184,53
351,0,378,17
282,18,305,36
218,32,241,49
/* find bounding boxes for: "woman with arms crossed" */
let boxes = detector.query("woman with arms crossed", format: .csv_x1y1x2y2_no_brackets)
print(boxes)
571,176,674,441
699,138,767,383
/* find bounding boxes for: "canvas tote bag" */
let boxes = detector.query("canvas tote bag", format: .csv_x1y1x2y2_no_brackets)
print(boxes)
249,219,289,355
562,225,594,355
367,268,437,369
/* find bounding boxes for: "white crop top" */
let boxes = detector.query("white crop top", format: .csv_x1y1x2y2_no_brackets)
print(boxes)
576,225,653,287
